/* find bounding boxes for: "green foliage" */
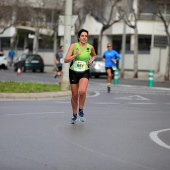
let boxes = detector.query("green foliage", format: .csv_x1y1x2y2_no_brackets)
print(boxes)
0,81,61,93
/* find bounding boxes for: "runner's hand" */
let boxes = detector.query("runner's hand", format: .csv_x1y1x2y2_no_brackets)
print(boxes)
88,59,93,66
75,50,81,56
113,59,116,63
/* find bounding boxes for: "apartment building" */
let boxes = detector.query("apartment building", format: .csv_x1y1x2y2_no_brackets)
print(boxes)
82,0,170,77
0,0,169,77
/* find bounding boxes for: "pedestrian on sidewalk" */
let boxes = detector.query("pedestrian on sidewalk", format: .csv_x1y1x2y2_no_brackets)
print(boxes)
8,48,15,66
102,43,121,93
64,29,96,124
53,45,63,84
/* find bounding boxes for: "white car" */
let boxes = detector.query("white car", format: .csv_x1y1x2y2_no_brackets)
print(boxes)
0,53,8,69
90,57,106,78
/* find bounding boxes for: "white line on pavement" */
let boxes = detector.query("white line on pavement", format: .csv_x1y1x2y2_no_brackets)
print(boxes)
55,101,70,103
87,91,100,98
114,95,150,100
129,103,155,105
149,129,170,149
5,111,64,116
92,102,119,105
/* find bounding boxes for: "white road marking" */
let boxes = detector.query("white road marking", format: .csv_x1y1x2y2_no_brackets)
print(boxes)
129,103,155,105
114,95,150,101
5,111,64,116
92,102,156,105
88,83,170,95
55,101,70,103
92,102,119,105
87,91,100,98
149,129,170,149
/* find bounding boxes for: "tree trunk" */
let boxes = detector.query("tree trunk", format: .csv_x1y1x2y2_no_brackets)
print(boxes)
133,26,138,78
120,21,126,78
97,30,103,56
164,45,170,81
53,31,57,54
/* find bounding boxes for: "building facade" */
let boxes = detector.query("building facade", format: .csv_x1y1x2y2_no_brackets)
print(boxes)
0,0,170,77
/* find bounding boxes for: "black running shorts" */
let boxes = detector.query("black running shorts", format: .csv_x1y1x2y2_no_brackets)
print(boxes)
56,66,62,72
69,69,90,84
105,67,114,74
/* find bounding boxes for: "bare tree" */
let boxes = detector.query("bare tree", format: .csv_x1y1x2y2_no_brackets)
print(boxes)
118,0,141,78
39,0,64,53
0,0,66,52
0,0,36,49
150,0,170,81
16,0,64,53
73,0,88,35
82,0,121,56
0,0,18,34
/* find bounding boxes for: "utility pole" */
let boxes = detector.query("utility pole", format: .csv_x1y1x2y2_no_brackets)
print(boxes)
61,0,73,90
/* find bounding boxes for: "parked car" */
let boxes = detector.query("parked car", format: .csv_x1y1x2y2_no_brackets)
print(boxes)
14,54,44,72
90,57,106,78
0,53,8,69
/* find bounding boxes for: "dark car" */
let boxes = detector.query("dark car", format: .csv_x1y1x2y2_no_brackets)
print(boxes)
14,54,44,72
90,57,106,78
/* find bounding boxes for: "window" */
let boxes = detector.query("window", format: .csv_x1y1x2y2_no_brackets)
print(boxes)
138,35,151,51
154,36,167,48
112,35,130,52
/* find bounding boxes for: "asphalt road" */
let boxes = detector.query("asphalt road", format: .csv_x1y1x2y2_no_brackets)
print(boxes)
0,68,170,170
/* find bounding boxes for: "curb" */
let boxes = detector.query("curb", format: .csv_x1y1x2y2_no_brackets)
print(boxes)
0,91,71,100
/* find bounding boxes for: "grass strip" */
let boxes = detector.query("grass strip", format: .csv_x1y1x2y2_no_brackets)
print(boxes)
0,81,61,93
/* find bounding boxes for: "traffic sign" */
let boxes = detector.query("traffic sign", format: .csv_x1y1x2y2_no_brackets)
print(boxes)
59,15,78,26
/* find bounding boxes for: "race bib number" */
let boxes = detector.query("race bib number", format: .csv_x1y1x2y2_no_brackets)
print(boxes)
112,66,116,70
73,60,87,72
60,58,63,63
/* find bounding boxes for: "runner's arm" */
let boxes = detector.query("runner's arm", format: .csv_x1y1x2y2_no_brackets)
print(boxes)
64,44,80,63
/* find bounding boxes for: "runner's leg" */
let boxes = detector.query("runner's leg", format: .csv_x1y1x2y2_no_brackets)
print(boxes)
78,78,88,122
106,69,112,93
106,69,112,84
57,71,62,84
70,84,79,114
78,78,88,109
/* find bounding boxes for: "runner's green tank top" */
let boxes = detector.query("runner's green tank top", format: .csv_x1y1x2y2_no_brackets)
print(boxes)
70,43,91,72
